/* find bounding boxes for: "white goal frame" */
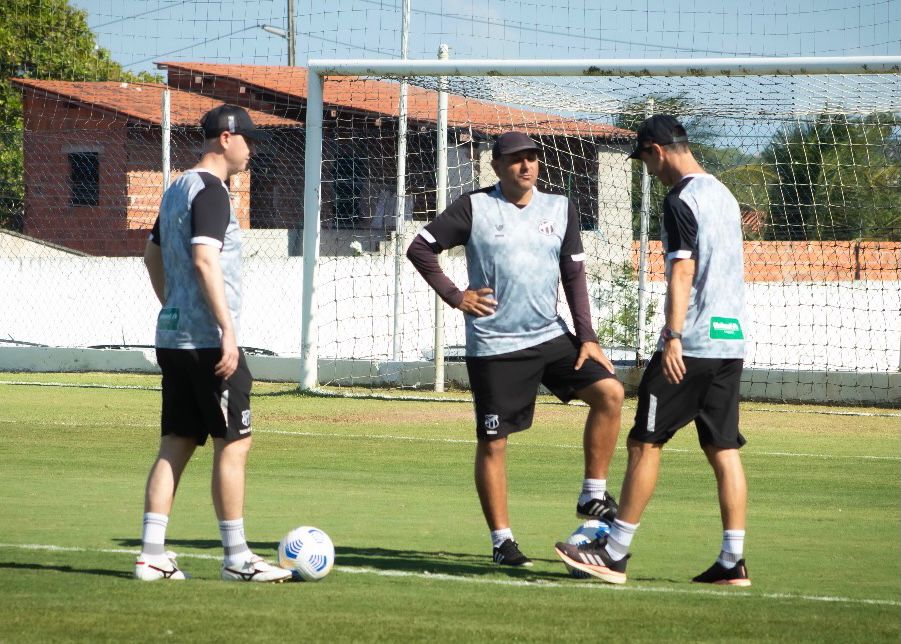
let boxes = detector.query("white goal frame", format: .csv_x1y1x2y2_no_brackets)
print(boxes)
299,56,901,392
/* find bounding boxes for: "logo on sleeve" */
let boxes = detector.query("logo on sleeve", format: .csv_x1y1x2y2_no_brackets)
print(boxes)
537,220,555,236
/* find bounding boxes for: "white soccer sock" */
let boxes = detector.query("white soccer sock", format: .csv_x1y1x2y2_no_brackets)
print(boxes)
219,518,252,565
605,518,639,561
578,478,607,506
716,529,745,568
141,512,168,557
490,528,514,549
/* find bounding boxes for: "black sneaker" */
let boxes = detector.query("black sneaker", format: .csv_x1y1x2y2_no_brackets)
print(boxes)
554,537,628,584
691,559,751,586
576,491,619,523
493,539,533,567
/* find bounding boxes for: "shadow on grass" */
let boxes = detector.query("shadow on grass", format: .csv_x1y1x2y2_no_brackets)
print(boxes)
0,561,132,579
112,538,568,581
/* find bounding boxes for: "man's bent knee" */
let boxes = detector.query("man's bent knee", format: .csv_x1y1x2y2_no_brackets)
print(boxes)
578,378,624,410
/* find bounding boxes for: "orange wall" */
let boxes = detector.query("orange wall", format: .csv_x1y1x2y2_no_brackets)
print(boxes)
633,240,900,281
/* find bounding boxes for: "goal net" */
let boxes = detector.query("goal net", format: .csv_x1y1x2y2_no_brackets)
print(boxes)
299,58,901,404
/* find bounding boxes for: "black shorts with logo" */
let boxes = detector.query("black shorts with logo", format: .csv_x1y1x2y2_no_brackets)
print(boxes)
466,333,618,441
628,352,745,449
156,347,253,446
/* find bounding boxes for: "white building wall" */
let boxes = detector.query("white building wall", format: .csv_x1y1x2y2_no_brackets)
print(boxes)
1,256,898,375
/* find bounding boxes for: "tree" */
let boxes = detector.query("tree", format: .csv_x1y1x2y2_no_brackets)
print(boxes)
761,112,900,241
810,113,900,240
0,0,158,229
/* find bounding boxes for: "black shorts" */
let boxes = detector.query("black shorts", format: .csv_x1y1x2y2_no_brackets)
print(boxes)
628,352,745,449
156,347,253,446
466,333,618,440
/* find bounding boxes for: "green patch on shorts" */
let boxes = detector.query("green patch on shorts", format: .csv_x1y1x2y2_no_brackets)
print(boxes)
709,317,744,340
158,308,179,330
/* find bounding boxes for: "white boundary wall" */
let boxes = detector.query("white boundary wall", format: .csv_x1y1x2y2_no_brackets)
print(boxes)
0,255,898,404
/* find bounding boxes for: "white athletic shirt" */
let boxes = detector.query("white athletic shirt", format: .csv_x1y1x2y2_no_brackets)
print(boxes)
659,173,747,358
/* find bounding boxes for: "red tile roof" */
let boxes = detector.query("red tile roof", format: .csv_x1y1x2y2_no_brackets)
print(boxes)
158,62,634,141
10,79,297,128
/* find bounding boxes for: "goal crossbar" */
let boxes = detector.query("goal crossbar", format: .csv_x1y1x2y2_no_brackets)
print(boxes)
308,56,901,79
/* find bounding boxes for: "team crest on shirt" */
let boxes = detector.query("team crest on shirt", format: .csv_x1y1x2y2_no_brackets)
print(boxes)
537,220,555,235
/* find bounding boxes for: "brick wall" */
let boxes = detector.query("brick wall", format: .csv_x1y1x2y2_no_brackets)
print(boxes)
21,93,252,256
125,129,251,233
633,240,901,281
22,93,135,255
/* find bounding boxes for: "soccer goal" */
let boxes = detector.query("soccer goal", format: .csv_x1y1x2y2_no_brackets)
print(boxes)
299,55,901,404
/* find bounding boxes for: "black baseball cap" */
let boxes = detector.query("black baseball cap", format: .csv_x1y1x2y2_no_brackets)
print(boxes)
627,114,689,159
201,104,271,141
492,131,540,159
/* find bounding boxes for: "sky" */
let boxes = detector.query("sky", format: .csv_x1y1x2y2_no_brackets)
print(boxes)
70,0,901,77
66,0,900,154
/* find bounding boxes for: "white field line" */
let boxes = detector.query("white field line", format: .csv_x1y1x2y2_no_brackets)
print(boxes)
0,417,897,462
1,380,899,419
260,428,901,462
0,380,161,391
0,542,896,608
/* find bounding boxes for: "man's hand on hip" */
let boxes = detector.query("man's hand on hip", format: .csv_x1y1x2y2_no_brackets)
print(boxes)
457,287,497,317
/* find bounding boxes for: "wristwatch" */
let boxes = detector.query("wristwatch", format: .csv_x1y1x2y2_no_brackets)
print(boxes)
662,327,683,341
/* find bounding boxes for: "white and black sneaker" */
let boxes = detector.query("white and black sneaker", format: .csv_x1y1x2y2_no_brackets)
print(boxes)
134,551,186,581
221,554,293,583
492,539,533,567
576,491,619,523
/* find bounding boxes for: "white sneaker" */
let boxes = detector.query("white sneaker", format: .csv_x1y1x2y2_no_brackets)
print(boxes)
134,551,186,581
221,554,293,583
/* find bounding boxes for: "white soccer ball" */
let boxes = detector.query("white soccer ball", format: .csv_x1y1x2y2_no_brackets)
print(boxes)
564,520,610,579
277,526,335,581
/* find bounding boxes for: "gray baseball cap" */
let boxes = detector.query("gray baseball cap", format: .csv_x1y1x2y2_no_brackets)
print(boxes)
492,131,540,159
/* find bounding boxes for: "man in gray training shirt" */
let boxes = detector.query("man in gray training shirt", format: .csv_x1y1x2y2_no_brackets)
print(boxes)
136,105,290,583
408,131,625,567
556,115,751,587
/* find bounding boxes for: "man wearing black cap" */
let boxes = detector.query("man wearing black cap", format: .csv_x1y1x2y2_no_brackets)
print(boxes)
407,131,625,567
136,105,291,583
556,115,751,586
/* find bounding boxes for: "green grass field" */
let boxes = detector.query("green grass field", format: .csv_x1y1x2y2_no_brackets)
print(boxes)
1,373,898,642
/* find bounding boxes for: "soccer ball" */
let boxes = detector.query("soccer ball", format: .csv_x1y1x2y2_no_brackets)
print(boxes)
564,520,610,579
277,526,335,581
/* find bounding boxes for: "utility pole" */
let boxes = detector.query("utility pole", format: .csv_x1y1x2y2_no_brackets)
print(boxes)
287,0,296,66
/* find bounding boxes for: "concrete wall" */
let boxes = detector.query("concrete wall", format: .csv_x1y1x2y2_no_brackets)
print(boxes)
0,231,85,258
0,255,898,374
593,144,634,278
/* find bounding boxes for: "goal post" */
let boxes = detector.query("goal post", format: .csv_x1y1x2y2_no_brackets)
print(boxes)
299,56,900,403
